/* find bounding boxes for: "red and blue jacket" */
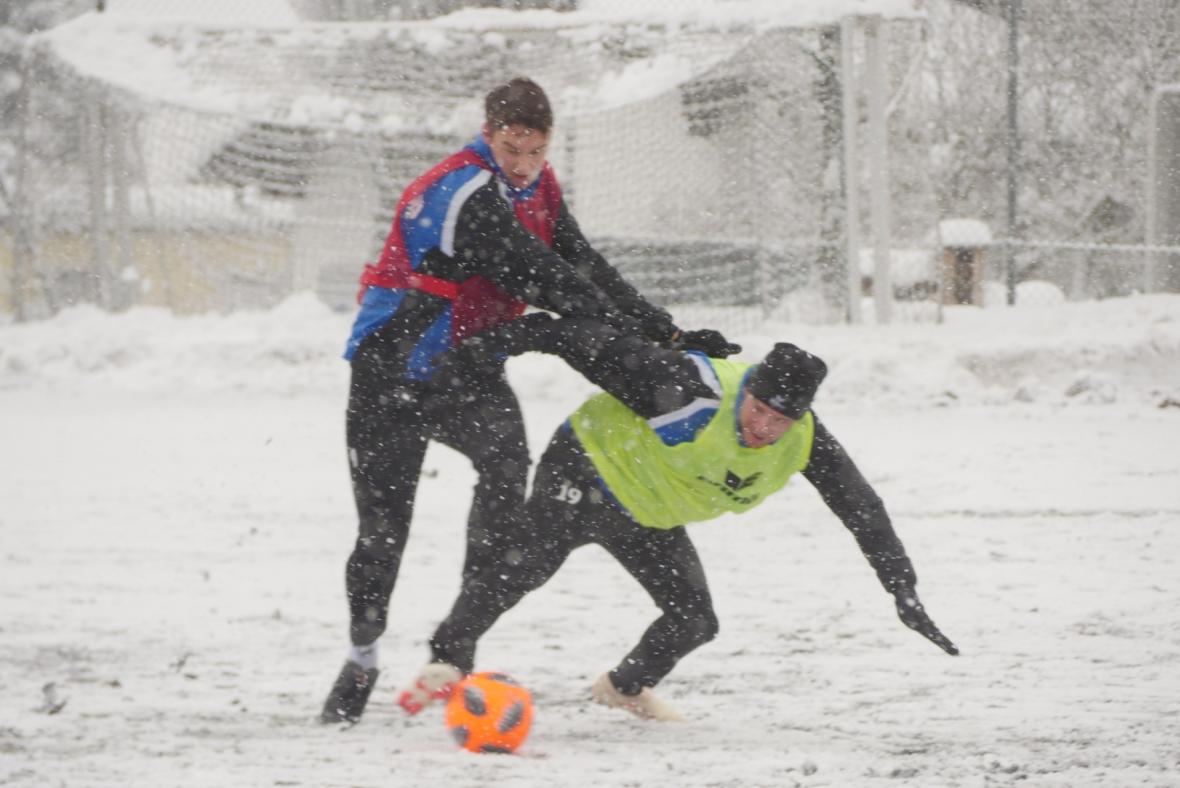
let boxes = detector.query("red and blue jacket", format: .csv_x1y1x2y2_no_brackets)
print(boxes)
345,134,675,380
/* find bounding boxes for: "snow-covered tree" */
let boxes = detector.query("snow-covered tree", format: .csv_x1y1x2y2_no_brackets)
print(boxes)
0,1,91,220
917,0,1180,237
889,0,1180,294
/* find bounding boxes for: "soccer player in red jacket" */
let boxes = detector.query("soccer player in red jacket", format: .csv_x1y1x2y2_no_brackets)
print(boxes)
322,77,734,723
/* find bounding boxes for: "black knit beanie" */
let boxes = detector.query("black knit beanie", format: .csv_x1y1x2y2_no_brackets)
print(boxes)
746,343,828,418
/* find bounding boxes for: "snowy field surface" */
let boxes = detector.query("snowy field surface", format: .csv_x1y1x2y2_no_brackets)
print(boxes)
2,293,1179,787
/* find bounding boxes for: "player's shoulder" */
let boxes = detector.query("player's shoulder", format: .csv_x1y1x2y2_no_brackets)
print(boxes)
681,351,724,395
429,162,494,198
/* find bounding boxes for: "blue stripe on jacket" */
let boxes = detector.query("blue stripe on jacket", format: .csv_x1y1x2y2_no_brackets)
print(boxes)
342,153,490,365
646,352,724,446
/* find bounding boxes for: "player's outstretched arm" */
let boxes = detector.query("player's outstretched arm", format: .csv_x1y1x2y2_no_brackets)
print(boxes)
433,316,717,420
891,586,959,655
803,416,959,656
550,204,742,354
552,202,679,342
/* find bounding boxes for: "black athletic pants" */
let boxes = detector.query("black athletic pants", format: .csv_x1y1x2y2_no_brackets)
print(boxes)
429,426,719,695
344,327,530,647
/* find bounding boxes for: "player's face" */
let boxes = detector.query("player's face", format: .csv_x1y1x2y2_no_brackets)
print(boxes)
485,124,550,189
738,391,796,448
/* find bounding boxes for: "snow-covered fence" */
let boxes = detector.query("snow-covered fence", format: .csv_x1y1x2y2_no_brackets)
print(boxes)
887,1,1180,307
5,1,1178,329
7,5,879,335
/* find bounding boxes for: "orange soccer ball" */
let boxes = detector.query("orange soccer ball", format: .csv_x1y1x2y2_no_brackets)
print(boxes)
444,672,534,754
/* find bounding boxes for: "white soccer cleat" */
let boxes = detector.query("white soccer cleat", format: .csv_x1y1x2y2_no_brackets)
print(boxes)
398,662,463,715
590,673,684,722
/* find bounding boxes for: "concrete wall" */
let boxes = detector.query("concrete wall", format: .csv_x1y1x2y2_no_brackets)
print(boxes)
0,230,292,318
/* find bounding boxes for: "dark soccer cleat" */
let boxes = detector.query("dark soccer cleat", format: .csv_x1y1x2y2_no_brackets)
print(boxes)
319,661,380,724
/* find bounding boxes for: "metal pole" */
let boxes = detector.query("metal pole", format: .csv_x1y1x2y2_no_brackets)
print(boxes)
1146,88,1160,294
840,15,862,323
85,92,113,308
1151,87,1180,294
110,106,133,309
864,14,892,324
1005,0,1020,305
11,55,34,321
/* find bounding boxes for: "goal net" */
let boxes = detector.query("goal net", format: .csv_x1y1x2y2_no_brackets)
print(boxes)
11,2,884,333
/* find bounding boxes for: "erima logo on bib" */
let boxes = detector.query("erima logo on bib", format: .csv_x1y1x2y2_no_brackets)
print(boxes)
696,470,762,505
725,471,761,490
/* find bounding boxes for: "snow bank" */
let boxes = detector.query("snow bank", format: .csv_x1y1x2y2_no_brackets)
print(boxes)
3,292,1178,410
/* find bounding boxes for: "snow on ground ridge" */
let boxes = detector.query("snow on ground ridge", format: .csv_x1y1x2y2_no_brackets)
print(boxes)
6,291,1179,409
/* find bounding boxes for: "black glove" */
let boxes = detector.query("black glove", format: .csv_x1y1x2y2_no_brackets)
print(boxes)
893,588,959,655
638,309,679,343
674,329,742,358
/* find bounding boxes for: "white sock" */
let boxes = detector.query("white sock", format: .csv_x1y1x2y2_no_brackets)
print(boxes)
348,642,379,671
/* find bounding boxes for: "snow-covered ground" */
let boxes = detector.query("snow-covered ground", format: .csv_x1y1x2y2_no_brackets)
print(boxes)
1,293,1179,787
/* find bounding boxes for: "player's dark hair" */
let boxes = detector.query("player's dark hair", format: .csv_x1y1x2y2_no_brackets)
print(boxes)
485,77,553,134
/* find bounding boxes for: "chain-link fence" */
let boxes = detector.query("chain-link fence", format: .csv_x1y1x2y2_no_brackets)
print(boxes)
881,0,1180,310
5,3,856,336
3,0,1179,330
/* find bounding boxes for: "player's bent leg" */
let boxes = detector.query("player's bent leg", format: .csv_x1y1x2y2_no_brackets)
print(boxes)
425,536,569,680
327,337,428,722
432,373,531,583
596,518,719,717
344,336,428,646
420,440,588,707
459,438,529,582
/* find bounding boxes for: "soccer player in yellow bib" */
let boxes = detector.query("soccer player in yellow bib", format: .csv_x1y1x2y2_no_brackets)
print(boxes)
399,316,958,721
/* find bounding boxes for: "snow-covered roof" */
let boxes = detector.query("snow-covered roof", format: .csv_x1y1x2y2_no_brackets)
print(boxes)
36,0,924,125
939,218,994,247
26,1,926,233
448,0,923,31
858,246,938,285
102,0,300,26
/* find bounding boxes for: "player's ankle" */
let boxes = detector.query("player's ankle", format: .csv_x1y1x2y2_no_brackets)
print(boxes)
348,642,379,671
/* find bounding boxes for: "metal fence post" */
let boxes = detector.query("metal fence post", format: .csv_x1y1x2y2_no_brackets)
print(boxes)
85,90,113,309
840,15,862,324
10,54,35,321
864,14,892,324
1148,86,1180,294
1004,0,1021,306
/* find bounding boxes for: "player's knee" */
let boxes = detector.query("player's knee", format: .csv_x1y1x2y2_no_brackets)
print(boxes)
686,609,720,646
507,548,562,592
471,448,529,503
352,527,405,567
